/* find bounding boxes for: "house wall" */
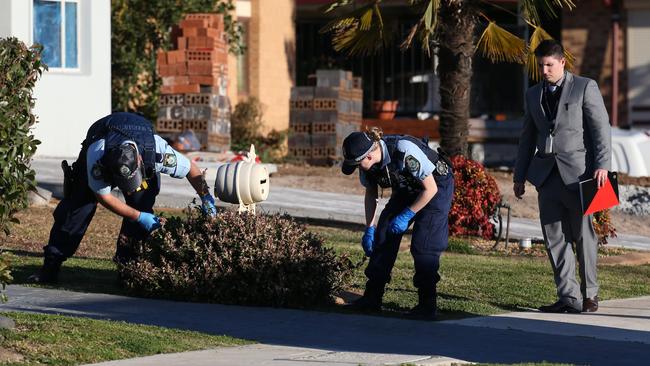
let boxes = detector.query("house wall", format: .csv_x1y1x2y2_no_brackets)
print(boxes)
248,0,295,133
625,0,650,125
562,0,628,125
227,0,251,106
0,1,10,37
0,0,111,157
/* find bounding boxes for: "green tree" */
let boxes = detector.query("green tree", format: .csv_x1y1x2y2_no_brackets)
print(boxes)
111,0,245,121
0,37,45,300
0,38,46,235
323,0,575,157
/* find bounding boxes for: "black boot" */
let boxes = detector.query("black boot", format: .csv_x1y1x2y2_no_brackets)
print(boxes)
408,288,437,320
346,281,385,312
27,255,63,284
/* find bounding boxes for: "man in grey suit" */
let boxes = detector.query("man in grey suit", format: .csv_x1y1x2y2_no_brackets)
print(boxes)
513,40,611,313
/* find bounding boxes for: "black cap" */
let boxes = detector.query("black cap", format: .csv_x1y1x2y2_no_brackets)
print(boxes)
104,142,143,193
341,132,375,175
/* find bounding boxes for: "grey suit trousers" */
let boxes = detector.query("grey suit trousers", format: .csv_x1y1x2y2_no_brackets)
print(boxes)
538,168,599,308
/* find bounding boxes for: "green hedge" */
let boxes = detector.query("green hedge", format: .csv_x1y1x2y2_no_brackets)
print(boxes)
0,37,46,236
111,0,245,121
121,209,355,308
0,37,45,301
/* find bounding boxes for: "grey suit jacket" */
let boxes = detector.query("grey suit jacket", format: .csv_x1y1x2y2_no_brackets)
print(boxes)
514,72,612,188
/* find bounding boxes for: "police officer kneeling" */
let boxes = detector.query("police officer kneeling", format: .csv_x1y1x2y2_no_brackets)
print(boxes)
341,128,454,319
29,112,217,284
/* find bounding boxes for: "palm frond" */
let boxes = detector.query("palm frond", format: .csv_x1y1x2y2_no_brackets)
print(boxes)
521,0,576,26
400,19,422,51
400,0,439,55
526,26,576,81
320,1,386,56
476,22,527,64
324,0,356,13
526,26,553,80
360,7,374,30
563,48,576,72
421,0,440,54
423,0,438,31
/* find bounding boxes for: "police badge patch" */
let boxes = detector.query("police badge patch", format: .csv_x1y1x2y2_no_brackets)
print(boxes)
405,155,420,173
435,160,449,176
163,153,177,168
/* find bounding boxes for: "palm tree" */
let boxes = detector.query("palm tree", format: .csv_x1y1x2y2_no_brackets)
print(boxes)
322,0,575,157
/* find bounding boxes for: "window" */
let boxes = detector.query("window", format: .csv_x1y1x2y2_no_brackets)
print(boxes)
33,0,79,69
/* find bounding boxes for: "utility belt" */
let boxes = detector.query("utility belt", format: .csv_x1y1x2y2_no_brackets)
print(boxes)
61,157,150,200
61,160,77,199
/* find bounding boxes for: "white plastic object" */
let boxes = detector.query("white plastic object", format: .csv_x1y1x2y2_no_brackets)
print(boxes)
214,145,270,213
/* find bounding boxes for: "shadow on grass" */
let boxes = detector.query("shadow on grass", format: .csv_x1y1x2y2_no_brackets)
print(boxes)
6,246,485,322
5,249,114,262
4,249,44,258
385,287,532,316
10,262,127,296
295,216,365,232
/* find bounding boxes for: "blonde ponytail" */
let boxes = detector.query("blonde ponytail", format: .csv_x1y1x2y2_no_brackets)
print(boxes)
366,126,383,142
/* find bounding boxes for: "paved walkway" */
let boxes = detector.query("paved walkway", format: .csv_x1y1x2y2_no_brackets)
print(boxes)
32,158,650,251
1,286,649,365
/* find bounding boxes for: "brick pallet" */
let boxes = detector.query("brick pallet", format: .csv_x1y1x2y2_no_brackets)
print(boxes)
156,13,230,152
289,69,363,165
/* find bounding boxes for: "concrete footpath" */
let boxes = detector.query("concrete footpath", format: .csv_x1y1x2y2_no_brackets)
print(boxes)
1,286,649,365
33,157,650,251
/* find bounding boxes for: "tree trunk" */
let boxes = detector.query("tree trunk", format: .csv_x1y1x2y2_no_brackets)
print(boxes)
437,0,478,157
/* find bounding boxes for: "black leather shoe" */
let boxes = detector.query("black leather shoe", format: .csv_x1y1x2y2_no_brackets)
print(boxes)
345,295,381,312
407,304,436,320
583,296,599,312
539,300,582,314
27,257,62,284
407,288,437,320
345,281,384,312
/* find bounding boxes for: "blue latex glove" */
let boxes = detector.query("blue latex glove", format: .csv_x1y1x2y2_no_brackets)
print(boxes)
136,212,162,232
361,226,376,257
200,193,217,217
389,208,416,235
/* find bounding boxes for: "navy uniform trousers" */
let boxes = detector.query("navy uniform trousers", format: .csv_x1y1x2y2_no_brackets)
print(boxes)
365,171,454,293
44,146,160,264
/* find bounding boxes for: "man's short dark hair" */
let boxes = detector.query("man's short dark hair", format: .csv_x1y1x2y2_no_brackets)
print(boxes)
534,39,565,59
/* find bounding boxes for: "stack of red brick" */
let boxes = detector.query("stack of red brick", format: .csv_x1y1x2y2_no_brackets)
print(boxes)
156,13,231,152
289,70,363,165
157,13,228,94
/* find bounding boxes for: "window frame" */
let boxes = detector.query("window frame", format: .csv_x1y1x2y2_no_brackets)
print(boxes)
32,0,81,73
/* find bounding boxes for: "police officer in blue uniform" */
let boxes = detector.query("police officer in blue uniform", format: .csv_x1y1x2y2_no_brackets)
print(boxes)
29,112,217,283
341,128,454,319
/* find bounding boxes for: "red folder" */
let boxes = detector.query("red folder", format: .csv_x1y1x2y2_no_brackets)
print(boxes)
579,172,620,216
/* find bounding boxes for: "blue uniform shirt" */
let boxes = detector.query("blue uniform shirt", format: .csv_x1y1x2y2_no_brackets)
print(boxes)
86,135,191,195
360,139,434,187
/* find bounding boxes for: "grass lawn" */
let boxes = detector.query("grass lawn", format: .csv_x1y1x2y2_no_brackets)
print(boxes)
0,311,248,365
2,206,649,364
312,224,650,319
5,207,650,321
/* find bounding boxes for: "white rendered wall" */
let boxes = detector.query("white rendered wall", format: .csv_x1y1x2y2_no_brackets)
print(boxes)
1,0,111,157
